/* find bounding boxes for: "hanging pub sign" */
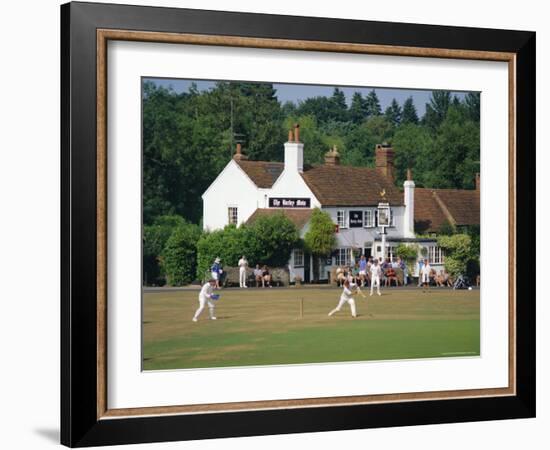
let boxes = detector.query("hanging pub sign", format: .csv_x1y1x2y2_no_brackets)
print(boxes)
349,210,364,228
268,197,310,208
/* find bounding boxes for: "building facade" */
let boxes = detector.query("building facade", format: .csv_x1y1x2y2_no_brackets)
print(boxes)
202,125,479,282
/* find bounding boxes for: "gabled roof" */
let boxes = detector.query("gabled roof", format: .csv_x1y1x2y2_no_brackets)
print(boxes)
301,165,403,206
246,208,313,230
414,188,480,233
234,160,284,188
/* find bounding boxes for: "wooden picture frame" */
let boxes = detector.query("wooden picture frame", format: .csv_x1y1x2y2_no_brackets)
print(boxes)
61,1,535,447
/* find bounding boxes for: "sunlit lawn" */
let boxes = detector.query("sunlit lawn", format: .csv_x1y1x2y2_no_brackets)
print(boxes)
143,286,480,370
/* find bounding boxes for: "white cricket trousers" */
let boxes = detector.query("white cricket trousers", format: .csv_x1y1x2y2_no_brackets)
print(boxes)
239,267,247,287
193,296,215,320
370,276,381,295
329,297,356,317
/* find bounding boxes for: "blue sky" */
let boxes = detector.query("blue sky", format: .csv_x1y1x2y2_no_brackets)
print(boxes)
145,78,471,117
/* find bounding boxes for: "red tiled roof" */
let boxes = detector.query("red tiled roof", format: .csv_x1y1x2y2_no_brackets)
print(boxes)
414,188,479,233
246,208,313,230
301,165,403,206
234,160,284,188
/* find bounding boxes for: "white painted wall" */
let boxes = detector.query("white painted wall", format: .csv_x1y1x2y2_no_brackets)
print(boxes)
323,206,407,250
269,169,321,206
202,160,259,230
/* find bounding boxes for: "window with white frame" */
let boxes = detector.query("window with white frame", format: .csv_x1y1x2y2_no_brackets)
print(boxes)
387,245,396,262
337,210,347,228
227,207,238,225
364,210,375,228
334,248,352,266
293,249,304,267
428,246,444,264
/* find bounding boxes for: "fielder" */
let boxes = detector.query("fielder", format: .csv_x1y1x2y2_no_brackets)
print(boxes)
328,280,358,318
238,255,248,288
210,257,223,289
370,259,382,296
192,279,218,322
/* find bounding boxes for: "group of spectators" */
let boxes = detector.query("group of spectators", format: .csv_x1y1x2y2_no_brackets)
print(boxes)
335,255,409,288
335,255,454,288
417,258,453,287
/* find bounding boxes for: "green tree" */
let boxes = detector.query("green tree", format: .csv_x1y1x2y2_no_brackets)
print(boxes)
247,213,300,267
349,92,368,124
295,96,335,124
143,215,186,285
423,90,451,130
196,215,299,281
196,225,249,281
422,105,480,189
303,208,337,282
330,87,349,122
384,98,402,127
392,123,432,185
401,96,419,124
437,234,477,278
342,115,394,166
161,222,202,286
464,92,481,122
365,89,382,116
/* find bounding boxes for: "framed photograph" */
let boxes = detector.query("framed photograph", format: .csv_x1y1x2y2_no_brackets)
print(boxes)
61,1,535,447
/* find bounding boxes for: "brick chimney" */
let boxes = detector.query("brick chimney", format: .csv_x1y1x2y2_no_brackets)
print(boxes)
375,143,395,182
324,145,341,166
284,123,303,173
232,142,248,161
475,172,480,190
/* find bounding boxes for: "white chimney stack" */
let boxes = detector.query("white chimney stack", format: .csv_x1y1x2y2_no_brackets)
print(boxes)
403,168,415,238
284,124,303,173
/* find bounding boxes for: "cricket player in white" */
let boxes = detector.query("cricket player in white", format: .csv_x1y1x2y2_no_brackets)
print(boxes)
238,255,248,288
421,259,432,290
370,259,382,296
192,279,217,322
328,280,357,318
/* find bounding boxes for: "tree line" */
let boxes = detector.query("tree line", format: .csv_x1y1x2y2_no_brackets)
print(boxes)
143,81,480,226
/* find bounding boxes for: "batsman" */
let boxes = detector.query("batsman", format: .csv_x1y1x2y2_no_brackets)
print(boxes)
328,279,363,318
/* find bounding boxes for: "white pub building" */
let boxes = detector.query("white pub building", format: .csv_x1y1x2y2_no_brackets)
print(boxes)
202,125,480,282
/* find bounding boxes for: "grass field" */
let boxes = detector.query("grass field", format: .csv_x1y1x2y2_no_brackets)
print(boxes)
143,286,480,371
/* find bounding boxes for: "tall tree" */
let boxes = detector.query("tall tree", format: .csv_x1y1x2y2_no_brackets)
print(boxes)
464,92,481,122
330,87,349,122
303,208,337,282
384,98,402,127
349,92,368,124
423,90,451,130
401,96,419,124
364,89,382,116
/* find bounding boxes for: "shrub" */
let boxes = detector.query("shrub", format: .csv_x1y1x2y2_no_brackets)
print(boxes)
196,225,249,280
247,213,300,267
396,243,419,273
437,234,476,278
143,215,186,285
196,214,300,281
161,222,202,286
